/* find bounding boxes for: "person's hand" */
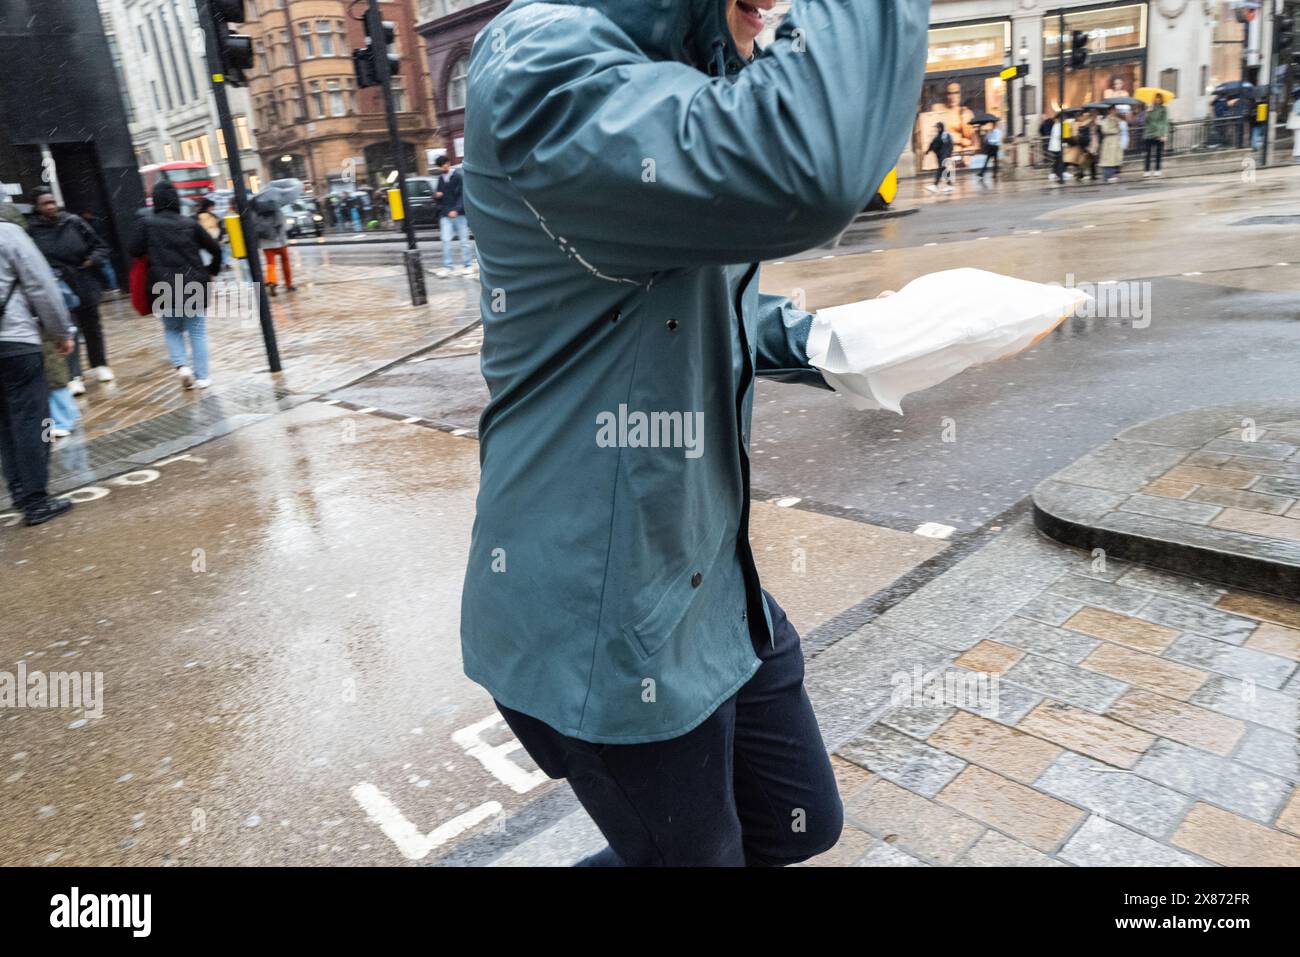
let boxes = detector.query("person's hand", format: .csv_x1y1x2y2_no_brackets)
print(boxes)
434,192,443,199
448,210,458,218
81,258,94,269
56,337,74,357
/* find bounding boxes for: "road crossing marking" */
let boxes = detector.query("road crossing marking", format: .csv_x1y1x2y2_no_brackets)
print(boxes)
350,783,501,861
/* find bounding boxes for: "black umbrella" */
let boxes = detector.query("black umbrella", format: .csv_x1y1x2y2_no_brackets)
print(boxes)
1102,96,1144,108
970,112,999,125
1213,81,1254,98
1081,102,1109,111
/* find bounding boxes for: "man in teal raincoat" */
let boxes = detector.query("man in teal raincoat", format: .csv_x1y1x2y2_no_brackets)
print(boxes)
461,0,928,865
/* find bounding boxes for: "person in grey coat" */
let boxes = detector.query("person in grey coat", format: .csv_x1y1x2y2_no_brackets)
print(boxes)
0,209,76,525
253,198,294,295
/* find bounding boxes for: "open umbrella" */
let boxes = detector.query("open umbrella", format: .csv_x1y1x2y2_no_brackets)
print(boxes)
1134,87,1175,105
1213,81,1254,98
1102,96,1145,108
969,112,999,126
1081,102,1110,112
254,178,305,209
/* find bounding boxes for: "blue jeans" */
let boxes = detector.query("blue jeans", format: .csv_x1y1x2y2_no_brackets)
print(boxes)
440,214,474,268
162,314,210,380
48,387,80,431
100,259,118,291
495,592,843,866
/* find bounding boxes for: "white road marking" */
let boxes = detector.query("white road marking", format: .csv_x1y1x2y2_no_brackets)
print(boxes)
914,522,956,540
355,407,377,415
451,428,473,436
774,496,802,508
453,714,549,795
321,399,341,406
350,783,501,861
401,416,423,424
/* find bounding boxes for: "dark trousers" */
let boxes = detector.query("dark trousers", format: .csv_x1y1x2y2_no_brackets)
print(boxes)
73,303,107,369
496,592,843,866
0,351,51,511
1050,150,1065,178
977,146,999,180
1144,138,1164,171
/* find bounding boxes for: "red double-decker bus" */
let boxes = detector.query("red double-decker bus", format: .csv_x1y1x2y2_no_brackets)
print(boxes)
139,160,216,206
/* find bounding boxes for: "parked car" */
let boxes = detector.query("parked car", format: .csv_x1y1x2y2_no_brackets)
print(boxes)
283,200,324,238
404,176,440,228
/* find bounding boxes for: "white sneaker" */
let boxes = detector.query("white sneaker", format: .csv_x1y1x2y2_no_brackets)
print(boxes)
925,184,938,192
92,366,114,382
177,365,195,389
434,267,452,278
1142,171,1151,177
941,185,954,192
1154,170,1163,177
194,378,211,389
67,377,85,397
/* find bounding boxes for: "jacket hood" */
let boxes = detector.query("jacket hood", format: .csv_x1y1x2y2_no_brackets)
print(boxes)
152,181,181,213
505,0,742,74
0,202,27,232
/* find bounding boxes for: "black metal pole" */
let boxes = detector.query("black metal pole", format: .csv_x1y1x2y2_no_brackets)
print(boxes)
196,0,281,372
366,0,427,306
1058,12,1066,114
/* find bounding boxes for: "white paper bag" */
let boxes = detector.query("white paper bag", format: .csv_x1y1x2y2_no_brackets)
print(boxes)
805,268,1090,414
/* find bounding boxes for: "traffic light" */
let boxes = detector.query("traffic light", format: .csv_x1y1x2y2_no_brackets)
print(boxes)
212,0,254,86
1070,29,1089,69
353,14,401,89
1279,15,1295,51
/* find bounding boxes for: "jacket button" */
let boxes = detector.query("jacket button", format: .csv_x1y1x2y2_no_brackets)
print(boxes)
690,572,702,588
666,319,678,331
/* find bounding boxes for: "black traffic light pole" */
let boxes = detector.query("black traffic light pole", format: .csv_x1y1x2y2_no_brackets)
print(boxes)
365,0,427,307
195,0,281,372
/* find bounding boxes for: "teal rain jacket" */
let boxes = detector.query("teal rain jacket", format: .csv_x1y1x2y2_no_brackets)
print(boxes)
461,0,929,743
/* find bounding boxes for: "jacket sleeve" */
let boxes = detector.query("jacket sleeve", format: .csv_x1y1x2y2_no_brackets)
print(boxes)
128,219,148,259
482,0,929,276
753,292,833,389
74,216,109,266
10,228,72,340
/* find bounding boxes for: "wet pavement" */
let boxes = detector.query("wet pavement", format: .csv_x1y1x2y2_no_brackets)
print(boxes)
2,164,1299,866
0,257,478,511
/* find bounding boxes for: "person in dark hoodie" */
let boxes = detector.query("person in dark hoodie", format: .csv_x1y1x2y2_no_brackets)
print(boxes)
29,191,111,387
129,182,223,389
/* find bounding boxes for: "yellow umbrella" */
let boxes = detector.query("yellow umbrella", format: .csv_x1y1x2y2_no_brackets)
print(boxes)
1135,87,1175,106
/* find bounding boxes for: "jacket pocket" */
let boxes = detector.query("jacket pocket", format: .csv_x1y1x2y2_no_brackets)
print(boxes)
621,522,727,661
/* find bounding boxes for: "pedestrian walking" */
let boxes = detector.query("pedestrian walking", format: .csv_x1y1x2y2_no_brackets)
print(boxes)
29,190,113,386
433,155,476,276
252,197,294,295
1043,111,1066,183
1142,94,1169,177
976,122,1002,183
129,181,223,390
1288,99,1300,163
925,122,954,192
0,205,76,526
460,0,926,866
1068,111,1097,182
1099,107,1124,183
